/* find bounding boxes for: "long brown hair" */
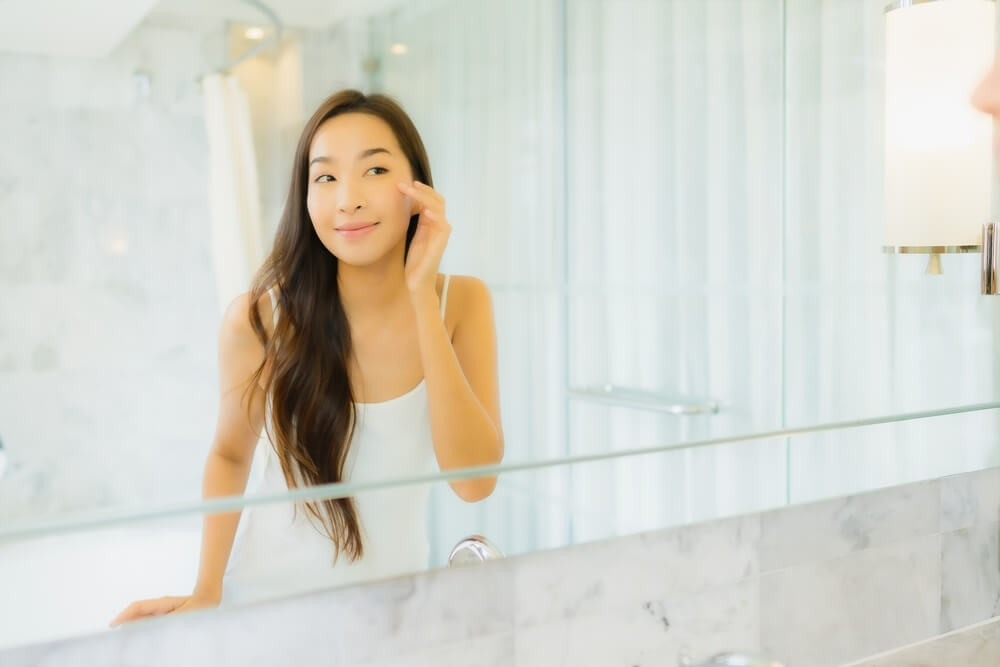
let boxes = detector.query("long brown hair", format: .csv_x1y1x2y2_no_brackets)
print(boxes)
244,90,433,562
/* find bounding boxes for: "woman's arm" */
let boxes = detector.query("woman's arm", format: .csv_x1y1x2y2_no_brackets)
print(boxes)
111,293,267,624
411,276,504,502
191,293,269,598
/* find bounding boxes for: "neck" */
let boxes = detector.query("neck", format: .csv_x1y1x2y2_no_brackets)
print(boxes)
336,248,410,322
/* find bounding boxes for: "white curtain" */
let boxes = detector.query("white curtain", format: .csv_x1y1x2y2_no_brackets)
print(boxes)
370,0,788,560
564,0,786,540
365,0,1000,563
202,73,265,312
371,0,568,562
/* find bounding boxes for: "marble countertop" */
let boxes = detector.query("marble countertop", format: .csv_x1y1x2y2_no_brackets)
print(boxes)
842,617,1000,666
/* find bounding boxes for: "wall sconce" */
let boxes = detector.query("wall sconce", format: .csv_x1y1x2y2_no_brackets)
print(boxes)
883,0,997,291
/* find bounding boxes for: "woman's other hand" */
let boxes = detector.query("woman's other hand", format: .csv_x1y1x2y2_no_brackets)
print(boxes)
109,591,220,627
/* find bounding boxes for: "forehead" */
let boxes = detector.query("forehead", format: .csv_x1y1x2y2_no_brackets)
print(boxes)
309,112,401,159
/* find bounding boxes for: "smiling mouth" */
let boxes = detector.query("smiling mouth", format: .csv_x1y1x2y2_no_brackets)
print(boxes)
335,222,379,239
336,222,379,231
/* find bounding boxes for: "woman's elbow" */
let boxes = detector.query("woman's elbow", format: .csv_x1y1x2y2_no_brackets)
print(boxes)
446,435,503,501
449,475,498,502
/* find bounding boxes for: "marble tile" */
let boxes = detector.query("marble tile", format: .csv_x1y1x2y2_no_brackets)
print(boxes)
327,560,515,664
0,21,221,528
940,467,1000,533
513,513,759,628
514,579,759,667
940,521,1000,632
352,632,514,667
842,617,1000,667
0,7,236,529
760,479,939,572
11,469,1000,667
0,55,48,107
760,533,941,667
0,597,343,667
0,560,513,667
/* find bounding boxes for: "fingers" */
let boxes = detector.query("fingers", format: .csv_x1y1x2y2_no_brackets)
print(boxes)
418,207,451,231
109,596,184,627
397,181,445,210
412,180,444,203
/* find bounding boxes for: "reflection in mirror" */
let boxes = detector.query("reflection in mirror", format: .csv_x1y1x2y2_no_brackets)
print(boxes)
1,512,203,649
5,0,997,527
3,403,998,651
4,0,1000,654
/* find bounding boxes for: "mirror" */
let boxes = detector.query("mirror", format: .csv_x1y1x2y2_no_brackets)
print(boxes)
3,0,1000,651
2,403,997,651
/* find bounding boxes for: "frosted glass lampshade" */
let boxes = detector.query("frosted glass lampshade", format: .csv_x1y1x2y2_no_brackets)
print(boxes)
884,0,995,250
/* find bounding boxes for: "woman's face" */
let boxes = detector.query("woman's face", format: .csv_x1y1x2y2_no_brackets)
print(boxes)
306,112,418,265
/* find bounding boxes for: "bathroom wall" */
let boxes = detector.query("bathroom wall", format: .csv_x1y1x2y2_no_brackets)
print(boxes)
0,23,221,522
0,18,361,524
4,463,997,667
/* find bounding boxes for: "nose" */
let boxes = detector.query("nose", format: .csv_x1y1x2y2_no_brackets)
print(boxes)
338,200,365,214
336,179,366,214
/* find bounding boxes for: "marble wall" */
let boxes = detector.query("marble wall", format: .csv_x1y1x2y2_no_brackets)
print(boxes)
4,466,998,667
0,20,356,524
844,617,1000,667
0,23,223,522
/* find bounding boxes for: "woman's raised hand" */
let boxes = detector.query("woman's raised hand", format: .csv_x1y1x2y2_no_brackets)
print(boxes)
397,180,451,296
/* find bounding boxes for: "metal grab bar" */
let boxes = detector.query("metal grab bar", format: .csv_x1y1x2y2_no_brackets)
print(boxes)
568,384,722,416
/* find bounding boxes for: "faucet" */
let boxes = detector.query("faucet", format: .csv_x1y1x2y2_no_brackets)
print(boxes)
678,651,784,667
448,534,504,566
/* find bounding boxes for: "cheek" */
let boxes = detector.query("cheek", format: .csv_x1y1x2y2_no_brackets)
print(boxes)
398,193,414,218
380,186,414,220
398,188,418,218
306,188,329,225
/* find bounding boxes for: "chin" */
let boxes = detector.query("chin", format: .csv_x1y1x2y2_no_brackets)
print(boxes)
330,245,397,267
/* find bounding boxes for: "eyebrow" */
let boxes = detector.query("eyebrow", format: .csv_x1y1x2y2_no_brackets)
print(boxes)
309,147,392,167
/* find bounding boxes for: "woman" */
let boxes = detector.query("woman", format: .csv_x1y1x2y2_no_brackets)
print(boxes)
111,89,504,624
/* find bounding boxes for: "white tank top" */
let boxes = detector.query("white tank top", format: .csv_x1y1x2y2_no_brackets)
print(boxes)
220,276,450,606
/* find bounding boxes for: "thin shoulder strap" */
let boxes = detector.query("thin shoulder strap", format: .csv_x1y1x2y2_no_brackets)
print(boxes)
440,274,451,320
267,286,278,327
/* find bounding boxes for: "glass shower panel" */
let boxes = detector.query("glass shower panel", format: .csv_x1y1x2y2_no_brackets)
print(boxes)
565,0,787,519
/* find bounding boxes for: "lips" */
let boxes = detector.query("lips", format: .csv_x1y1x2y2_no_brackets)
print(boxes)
335,221,379,240
336,221,378,231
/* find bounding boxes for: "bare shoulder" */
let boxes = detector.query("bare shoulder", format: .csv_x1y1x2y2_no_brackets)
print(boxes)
442,274,494,332
220,288,277,345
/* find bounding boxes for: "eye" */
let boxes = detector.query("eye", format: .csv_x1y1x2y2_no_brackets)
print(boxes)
366,167,388,176
314,174,334,183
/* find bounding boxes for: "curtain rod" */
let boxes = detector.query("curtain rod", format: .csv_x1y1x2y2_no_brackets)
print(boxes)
195,0,284,84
